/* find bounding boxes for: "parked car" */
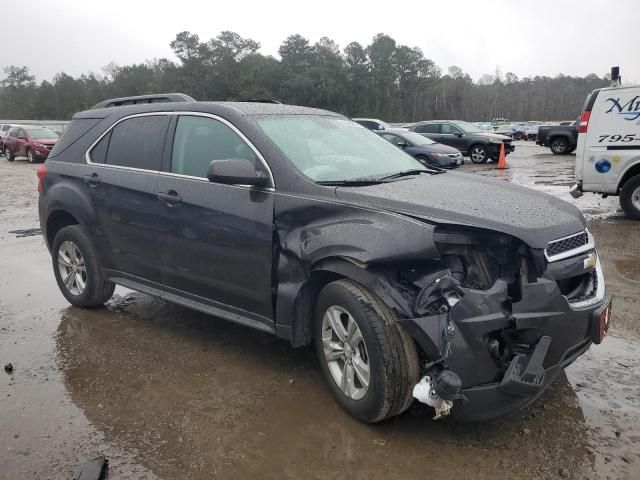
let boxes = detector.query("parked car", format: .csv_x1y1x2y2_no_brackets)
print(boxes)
376,130,464,168
0,123,15,154
494,125,514,138
570,80,640,219
537,123,577,154
39,94,610,423
4,126,59,163
410,120,514,163
525,125,539,141
352,118,393,131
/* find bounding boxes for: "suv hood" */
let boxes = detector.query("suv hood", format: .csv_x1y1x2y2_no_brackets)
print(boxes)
334,171,585,249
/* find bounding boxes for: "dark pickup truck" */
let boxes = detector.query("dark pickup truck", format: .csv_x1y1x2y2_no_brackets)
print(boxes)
537,122,577,154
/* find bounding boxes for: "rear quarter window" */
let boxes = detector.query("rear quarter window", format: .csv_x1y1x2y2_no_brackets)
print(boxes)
49,118,103,159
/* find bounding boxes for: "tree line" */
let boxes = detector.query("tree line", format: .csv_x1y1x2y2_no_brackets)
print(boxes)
0,31,610,122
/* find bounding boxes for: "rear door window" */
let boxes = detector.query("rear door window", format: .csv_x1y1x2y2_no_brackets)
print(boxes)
105,116,170,170
89,131,111,164
414,124,441,134
170,115,260,178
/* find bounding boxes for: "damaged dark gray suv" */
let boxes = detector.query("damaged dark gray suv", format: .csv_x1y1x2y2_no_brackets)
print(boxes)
38,94,611,423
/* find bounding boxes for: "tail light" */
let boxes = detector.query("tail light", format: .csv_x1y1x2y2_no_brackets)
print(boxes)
578,111,591,134
37,164,47,192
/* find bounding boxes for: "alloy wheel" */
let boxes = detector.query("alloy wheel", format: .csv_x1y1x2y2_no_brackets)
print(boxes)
321,305,370,401
27,150,35,163
57,240,87,295
632,186,640,212
470,146,486,163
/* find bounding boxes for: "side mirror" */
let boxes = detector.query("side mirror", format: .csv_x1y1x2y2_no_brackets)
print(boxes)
454,132,463,138
207,159,269,187
17,136,27,140
397,141,408,149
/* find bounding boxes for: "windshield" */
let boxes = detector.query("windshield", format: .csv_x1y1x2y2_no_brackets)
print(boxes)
257,116,426,182
26,129,59,139
452,121,483,134
399,131,436,145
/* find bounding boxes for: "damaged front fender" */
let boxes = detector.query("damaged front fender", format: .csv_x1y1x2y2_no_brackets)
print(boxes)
272,193,440,346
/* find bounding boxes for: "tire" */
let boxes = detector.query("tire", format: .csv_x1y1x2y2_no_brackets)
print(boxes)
27,149,36,163
620,175,640,220
51,225,115,307
314,279,419,423
5,147,14,162
469,144,489,163
550,137,570,154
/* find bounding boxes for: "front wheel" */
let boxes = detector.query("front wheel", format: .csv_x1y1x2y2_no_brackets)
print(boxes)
314,279,419,423
5,147,14,161
620,175,640,220
52,225,115,307
469,144,488,163
27,149,36,163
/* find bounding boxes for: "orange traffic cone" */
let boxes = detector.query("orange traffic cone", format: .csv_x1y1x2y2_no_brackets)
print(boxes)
496,142,508,169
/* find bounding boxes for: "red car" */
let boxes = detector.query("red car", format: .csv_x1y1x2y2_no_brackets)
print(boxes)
4,126,59,163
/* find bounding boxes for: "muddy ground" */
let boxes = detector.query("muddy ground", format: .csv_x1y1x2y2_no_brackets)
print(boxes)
1,142,638,480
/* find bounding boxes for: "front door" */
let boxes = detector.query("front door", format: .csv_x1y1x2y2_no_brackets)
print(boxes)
155,114,275,323
440,123,467,151
15,127,29,156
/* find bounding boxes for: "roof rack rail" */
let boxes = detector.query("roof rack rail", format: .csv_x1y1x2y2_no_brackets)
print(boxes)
231,98,282,104
91,93,196,109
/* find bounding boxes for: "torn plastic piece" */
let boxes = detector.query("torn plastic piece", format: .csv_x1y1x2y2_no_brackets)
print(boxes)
72,455,108,480
412,376,454,420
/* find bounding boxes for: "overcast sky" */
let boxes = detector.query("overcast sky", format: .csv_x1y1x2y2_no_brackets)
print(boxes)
3,0,639,84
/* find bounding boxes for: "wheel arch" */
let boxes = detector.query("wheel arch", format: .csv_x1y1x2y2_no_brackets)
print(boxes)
617,160,640,193
280,256,416,348
45,210,80,249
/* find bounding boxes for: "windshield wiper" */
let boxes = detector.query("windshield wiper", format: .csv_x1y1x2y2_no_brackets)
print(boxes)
316,178,389,186
377,167,444,181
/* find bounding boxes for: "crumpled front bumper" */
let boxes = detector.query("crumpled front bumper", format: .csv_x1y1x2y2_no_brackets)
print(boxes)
399,262,609,421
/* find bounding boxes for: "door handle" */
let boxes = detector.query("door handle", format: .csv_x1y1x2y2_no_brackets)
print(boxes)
157,190,182,206
83,173,101,187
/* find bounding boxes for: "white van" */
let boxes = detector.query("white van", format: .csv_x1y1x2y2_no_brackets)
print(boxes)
571,83,640,219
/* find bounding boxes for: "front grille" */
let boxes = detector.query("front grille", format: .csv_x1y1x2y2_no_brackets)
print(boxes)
547,231,589,258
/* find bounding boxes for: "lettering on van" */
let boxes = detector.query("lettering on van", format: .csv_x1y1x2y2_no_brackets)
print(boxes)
604,96,640,121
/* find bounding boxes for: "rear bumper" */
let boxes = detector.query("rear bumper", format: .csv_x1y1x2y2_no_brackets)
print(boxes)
399,271,608,421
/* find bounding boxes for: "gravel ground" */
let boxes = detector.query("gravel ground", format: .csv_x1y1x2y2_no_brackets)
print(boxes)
1,142,638,479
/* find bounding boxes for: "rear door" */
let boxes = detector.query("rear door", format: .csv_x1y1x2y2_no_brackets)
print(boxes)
413,123,442,142
154,114,275,323
85,114,170,281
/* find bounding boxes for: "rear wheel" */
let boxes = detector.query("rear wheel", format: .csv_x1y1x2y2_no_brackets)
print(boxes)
550,137,570,154
52,225,115,307
469,144,488,163
620,175,640,220
314,279,419,423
